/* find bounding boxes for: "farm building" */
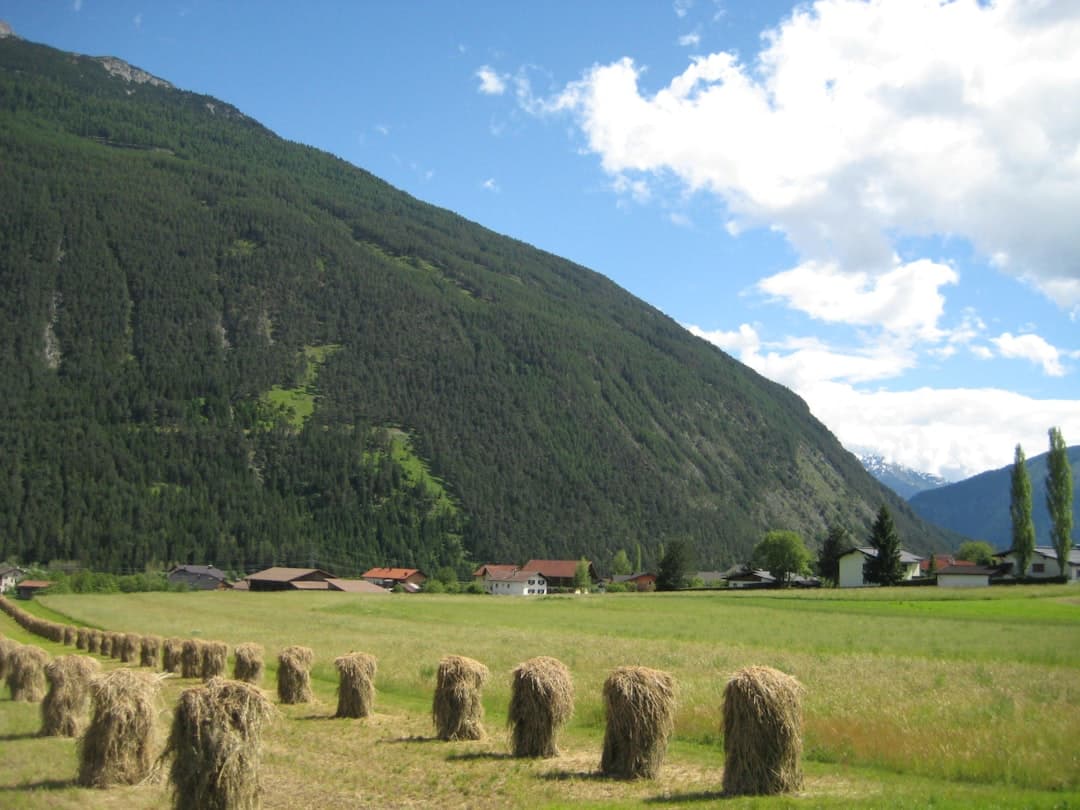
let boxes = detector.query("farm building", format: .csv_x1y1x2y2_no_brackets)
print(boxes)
361,567,427,591
721,565,775,589
243,567,336,591
936,565,996,588
0,565,24,594
522,559,597,590
483,569,547,596
997,546,1080,582
611,572,657,591
837,547,923,587
167,564,230,590
472,564,519,580
15,579,52,599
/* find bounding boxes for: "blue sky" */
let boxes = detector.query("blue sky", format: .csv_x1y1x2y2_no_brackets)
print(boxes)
3,0,1078,480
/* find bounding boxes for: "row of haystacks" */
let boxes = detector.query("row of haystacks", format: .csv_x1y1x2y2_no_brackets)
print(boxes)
2,590,805,798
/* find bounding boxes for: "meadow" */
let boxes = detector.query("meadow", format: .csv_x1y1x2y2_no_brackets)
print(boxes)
2,585,1079,808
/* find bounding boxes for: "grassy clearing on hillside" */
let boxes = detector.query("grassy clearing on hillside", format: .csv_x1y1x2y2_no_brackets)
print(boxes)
2,587,1078,807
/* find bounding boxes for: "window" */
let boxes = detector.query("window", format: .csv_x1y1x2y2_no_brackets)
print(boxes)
1032,563,1045,573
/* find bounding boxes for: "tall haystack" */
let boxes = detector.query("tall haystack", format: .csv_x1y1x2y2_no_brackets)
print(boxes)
77,668,161,788
41,654,102,736
599,665,677,779
721,665,804,796
7,644,50,702
508,656,574,758
232,643,264,685
0,636,17,682
76,627,90,650
432,654,489,741
334,652,377,719
166,677,275,810
98,632,113,658
140,635,163,668
201,641,229,680
87,629,103,655
63,626,78,646
181,640,204,679
120,633,142,664
276,646,314,704
163,638,184,673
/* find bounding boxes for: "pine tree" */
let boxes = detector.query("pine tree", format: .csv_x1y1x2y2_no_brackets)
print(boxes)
864,505,904,586
1046,427,1074,581
1009,443,1036,579
817,524,852,586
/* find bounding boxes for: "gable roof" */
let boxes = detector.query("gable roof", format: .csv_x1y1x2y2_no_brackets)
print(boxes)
0,565,25,577
613,572,656,583
937,564,997,576
523,559,595,580
169,564,227,580
361,567,425,581
998,546,1080,566
473,564,519,578
327,578,390,594
290,580,332,590
245,567,334,583
16,580,52,590
846,547,923,565
487,569,545,583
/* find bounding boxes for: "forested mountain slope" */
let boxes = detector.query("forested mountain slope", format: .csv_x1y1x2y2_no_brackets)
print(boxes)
910,446,1080,548
0,35,954,575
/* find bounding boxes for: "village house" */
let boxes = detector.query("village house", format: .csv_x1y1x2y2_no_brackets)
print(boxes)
472,564,519,581
0,565,25,594
998,546,1080,582
15,579,52,600
361,567,427,592
936,564,996,588
523,559,597,591
837,547,923,587
242,567,336,591
483,569,547,596
167,564,230,591
611,572,657,591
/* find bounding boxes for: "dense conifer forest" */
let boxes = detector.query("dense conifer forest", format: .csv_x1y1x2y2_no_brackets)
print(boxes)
0,35,954,575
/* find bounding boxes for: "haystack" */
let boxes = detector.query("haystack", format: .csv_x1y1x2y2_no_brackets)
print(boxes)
76,627,90,650
121,633,142,664
166,677,275,810
77,668,161,788
276,646,314,704
181,640,204,679
0,636,17,682
163,638,184,673
98,632,113,658
508,656,574,757
140,635,163,668
201,641,229,680
232,643,264,685
41,654,102,736
63,625,78,646
432,654,489,741
7,644,50,702
599,665,677,779
721,665,804,796
87,629,103,654
334,652,377,719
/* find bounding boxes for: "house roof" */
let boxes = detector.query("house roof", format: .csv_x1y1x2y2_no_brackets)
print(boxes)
0,565,25,577
327,578,390,594
169,564,227,580
17,580,52,589
612,572,656,583
997,546,1080,565
848,547,923,564
726,568,775,582
523,559,595,580
361,567,425,581
246,567,334,582
938,565,997,576
473,564,519,578
487,569,544,583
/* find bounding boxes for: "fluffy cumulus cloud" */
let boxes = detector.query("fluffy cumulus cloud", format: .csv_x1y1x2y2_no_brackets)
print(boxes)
688,324,1080,479
476,66,508,96
554,0,1080,309
991,331,1069,376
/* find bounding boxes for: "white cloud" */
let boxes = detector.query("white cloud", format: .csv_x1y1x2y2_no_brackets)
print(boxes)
674,0,694,19
689,324,1080,479
679,31,702,48
552,0,1080,309
991,331,1069,376
482,177,500,192
476,66,508,96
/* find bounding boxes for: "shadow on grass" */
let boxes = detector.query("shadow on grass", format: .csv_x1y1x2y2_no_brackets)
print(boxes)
445,751,515,762
0,778,76,792
644,790,727,803
379,734,441,744
0,732,40,742
538,769,608,781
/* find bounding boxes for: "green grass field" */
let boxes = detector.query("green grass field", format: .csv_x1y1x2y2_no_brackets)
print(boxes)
2,586,1079,808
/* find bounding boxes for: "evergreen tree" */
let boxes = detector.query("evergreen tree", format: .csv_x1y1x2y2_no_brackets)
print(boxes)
611,548,632,576
573,558,592,592
864,505,904,586
817,524,852,585
1046,427,1074,580
656,539,693,591
1009,443,1036,579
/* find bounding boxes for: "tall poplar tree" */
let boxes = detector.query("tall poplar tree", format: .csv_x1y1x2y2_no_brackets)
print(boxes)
1009,443,1036,579
1046,427,1074,580
864,505,904,586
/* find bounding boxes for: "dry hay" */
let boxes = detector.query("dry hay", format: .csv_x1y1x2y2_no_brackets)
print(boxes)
276,646,314,704
63,625,78,646
334,652,377,719
201,641,229,680
41,654,102,736
6,644,50,702
77,668,161,788
98,632,113,658
87,629,103,655
508,656,574,758
121,633,142,664
432,654,489,741
232,643,264,685
599,665,677,780
163,638,184,674
721,665,804,797
0,636,17,682
181,640,205,679
140,635,163,669
165,677,276,810
76,627,90,650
